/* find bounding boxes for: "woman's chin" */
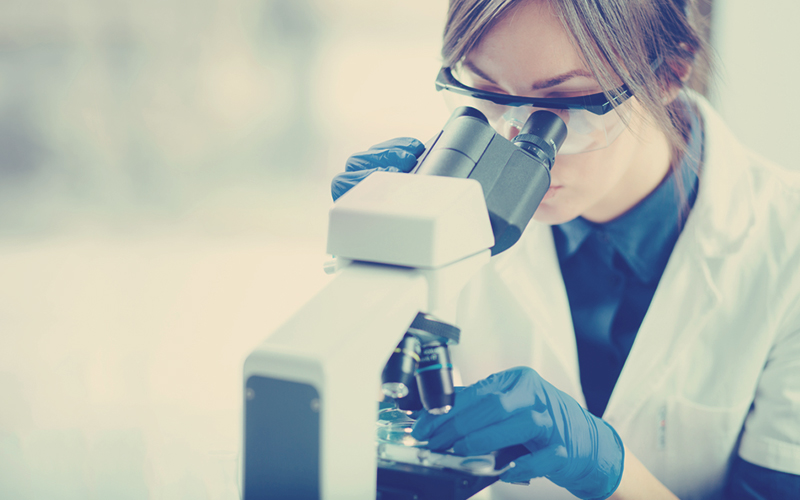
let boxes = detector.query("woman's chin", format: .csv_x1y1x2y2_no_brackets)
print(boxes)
532,202,580,226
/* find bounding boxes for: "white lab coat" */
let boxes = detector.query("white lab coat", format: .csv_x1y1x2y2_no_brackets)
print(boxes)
452,94,800,499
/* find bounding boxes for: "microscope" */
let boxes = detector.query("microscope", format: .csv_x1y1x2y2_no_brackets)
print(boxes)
242,106,567,500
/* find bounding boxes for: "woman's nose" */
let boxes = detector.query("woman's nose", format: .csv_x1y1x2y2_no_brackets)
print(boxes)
502,121,522,141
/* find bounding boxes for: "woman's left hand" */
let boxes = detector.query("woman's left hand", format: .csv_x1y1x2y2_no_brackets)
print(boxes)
411,366,625,500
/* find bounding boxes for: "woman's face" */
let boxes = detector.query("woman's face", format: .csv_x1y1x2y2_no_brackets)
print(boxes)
463,0,672,224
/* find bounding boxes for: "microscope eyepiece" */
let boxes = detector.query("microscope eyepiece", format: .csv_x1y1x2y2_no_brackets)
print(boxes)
520,110,568,148
447,105,489,123
512,110,568,171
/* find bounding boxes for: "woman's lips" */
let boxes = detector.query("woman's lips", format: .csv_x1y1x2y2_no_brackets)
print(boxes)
542,185,562,201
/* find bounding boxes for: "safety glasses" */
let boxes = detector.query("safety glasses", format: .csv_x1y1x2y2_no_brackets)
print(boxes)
435,66,635,155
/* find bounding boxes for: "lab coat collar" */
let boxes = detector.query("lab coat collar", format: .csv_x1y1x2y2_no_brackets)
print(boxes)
493,223,585,403
685,92,756,258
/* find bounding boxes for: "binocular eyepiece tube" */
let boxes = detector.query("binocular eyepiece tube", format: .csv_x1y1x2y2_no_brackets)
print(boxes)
412,106,567,256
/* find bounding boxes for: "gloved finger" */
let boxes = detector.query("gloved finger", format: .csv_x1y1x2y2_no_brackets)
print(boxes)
413,369,541,442
345,148,419,173
411,386,477,440
411,405,461,441
367,137,426,156
411,416,436,443
331,167,398,201
499,443,564,484
450,409,553,456
447,367,543,412
423,393,519,451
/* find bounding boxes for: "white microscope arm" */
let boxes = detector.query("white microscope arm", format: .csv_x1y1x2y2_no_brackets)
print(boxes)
243,172,494,500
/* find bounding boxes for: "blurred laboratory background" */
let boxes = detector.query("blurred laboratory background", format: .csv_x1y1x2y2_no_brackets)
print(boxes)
0,1,797,498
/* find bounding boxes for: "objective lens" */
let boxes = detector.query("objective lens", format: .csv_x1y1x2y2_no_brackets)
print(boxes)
382,383,409,399
416,341,455,414
394,377,423,411
381,334,421,399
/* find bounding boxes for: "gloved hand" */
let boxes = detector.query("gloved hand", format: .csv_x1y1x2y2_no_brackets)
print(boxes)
411,366,624,500
331,137,425,201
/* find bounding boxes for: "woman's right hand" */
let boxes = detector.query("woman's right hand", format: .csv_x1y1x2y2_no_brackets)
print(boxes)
331,137,426,201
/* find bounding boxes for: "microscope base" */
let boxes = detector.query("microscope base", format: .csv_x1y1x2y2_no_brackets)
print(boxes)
377,461,498,500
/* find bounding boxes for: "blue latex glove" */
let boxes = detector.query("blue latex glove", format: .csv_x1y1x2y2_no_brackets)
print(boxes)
331,137,425,201
412,366,624,500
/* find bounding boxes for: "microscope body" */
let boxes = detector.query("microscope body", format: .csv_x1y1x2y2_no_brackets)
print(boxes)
243,107,566,499
243,172,494,499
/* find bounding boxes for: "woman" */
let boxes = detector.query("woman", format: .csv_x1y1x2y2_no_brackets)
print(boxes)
332,0,800,498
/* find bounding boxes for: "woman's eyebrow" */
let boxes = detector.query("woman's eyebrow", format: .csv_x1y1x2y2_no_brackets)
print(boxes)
530,69,595,90
462,60,499,84
462,60,595,90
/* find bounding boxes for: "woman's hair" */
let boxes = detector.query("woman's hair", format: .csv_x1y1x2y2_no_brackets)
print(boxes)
442,0,712,173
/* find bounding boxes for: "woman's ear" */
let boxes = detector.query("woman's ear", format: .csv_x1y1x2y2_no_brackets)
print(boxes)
663,48,694,104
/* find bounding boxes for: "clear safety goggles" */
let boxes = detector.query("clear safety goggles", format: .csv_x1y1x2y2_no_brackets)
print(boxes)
435,65,634,155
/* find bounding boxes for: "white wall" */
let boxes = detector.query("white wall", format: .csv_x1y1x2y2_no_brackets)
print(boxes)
0,1,448,498
710,2,800,169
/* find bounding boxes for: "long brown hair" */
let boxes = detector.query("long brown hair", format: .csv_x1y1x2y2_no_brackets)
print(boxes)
442,0,712,188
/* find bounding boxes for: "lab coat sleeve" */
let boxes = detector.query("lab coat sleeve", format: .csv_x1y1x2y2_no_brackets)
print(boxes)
737,322,800,475
735,161,800,476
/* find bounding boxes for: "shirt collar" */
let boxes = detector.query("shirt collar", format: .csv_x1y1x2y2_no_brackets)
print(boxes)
554,99,704,283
